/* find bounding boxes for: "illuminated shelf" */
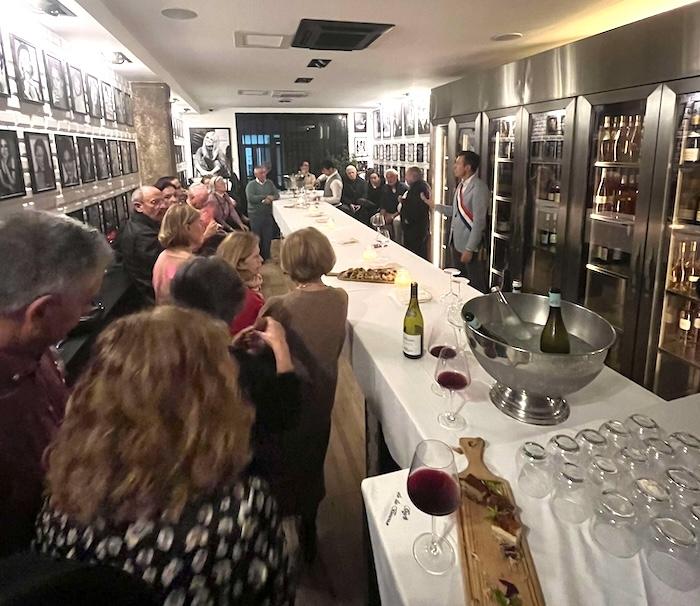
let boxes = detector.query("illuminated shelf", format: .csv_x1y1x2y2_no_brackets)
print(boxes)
659,340,700,370
590,212,635,226
493,232,511,241
586,262,629,280
594,161,640,169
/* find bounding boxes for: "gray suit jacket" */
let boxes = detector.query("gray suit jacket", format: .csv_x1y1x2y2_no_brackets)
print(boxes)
450,176,489,253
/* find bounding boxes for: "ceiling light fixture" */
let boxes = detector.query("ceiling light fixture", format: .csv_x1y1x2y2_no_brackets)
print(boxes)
235,32,288,49
491,32,523,42
307,58,331,69
161,7,198,20
238,89,270,96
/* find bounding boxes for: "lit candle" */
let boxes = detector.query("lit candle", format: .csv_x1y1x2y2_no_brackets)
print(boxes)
362,246,378,261
394,267,412,287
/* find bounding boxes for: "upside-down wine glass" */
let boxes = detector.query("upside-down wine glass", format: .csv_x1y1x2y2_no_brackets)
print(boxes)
434,345,471,430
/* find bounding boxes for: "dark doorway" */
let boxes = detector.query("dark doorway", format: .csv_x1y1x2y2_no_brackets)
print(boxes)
236,113,349,188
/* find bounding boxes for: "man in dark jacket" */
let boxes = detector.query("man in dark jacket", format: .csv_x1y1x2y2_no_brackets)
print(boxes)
115,186,168,307
381,168,407,242
341,165,376,225
400,166,433,260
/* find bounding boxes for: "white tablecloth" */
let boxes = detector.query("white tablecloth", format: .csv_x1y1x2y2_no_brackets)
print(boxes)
362,396,700,606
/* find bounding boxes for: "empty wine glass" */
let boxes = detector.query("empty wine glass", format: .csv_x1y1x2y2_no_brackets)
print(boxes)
546,434,582,470
664,467,700,511
587,455,621,492
370,213,388,248
643,437,676,477
439,268,461,306
434,346,471,430
576,428,609,461
406,439,461,575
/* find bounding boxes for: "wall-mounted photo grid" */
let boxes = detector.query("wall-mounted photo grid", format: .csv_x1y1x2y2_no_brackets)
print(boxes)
0,24,138,240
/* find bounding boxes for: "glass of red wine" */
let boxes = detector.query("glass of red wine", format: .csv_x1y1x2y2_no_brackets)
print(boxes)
434,345,471,430
407,439,461,575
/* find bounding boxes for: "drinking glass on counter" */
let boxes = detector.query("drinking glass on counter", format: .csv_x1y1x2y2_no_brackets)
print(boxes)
516,441,552,498
642,517,700,591
546,434,582,470
625,414,664,445
590,490,640,558
599,419,633,452
406,439,461,575
687,503,700,532
587,455,621,492
615,446,652,482
664,467,700,511
643,437,677,477
629,477,672,522
434,346,471,430
552,462,591,523
575,428,609,461
668,432,700,469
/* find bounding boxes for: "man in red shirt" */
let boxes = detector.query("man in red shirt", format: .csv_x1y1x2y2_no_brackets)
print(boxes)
0,211,111,556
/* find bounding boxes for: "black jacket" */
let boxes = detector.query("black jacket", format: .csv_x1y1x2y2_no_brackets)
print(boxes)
381,182,408,213
340,176,368,206
115,212,162,306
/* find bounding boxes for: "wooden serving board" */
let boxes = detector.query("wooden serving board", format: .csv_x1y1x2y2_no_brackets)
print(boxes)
336,270,396,284
457,437,545,606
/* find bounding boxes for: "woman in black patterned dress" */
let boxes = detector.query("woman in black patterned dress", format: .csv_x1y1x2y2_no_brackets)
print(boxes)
33,306,296,605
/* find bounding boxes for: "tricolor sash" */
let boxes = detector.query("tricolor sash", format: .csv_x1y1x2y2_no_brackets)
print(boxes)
455,181,473,230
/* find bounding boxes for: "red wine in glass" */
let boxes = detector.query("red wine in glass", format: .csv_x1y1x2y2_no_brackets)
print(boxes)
434,346,471,430
407,467,461,516
436,370,469,391
429,345,457,359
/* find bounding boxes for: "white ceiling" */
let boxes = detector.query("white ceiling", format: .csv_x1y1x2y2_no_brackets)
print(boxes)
59,0,700,112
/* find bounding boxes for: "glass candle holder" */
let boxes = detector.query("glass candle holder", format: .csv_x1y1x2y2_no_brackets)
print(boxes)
630,477,672,522
551,462,591,524
576,428,609,461
587,455,621,492
667,432,700,470
515,441,552,499
599,419,633,452
642,517,699,591
643,437,677,477
625,414,663,445
664,467,700,511
546,434,581,470
590,490,640,558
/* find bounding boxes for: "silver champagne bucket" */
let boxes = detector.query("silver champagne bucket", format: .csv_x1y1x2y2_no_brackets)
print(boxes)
462,293,616,425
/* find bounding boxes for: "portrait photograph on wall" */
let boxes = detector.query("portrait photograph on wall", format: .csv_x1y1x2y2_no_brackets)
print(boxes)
354,138,367,157
101,82,115,121
129,141,138,173
416,99,430,135
115,89,126,124
119,140,131,174
353,112,367,133
77,136,95,183
44,53,69,111
403,99,416,137
55,134,80,187
392,103,403,138
124,94,133,126
93,138,109,180
68,65,87,114
11,36,43,104
25,132,56,193
85,202,102,232
101,197,118,235
382,111,391,138
86,74,102,119
116,193,129,224
0,29,10,97
108,139,121,176
399,143,406,161
190,128,232,179
373,109,381,139
0,130,24,199
408,143,415,162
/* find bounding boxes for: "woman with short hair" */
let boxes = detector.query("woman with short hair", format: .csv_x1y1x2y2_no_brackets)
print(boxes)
152,204,204,304
259,227,348,561
34,306,296,605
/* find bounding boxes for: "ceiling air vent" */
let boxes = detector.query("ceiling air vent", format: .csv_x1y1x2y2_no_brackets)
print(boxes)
307,59,331,69
238,89,270,96
292,19,393,51
272,90,309,99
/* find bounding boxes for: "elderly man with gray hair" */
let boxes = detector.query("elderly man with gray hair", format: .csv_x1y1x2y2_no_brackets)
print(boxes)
0,210,112,557
245,165,280,260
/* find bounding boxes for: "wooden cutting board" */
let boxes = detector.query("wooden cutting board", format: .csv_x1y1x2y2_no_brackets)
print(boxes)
457,437,545,606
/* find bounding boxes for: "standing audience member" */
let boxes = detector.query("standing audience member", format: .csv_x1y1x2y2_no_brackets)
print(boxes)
400,166,433,260
217,231,265,335
154,177,179,208
34,306,297,605
152,203,204,304
0,211,111,557
209,175,248,231
381,168,407,225
299,160,316,189
245,166,280,260
319,159,343,206
115,186,168,306
261,227,348,561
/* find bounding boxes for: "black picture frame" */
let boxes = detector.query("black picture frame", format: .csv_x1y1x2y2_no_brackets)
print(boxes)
101,197,119,234
55,134,80,187
189,128,233,179
101,82,115,121
417,101,430,135
416,143,424,164
0,129,25,199
391,144,398,162
115,89,126,124
86,74,102,119
68,65,87,114
399,166,406,182
408,143,415,162
399,143,406,162
129,141,138,173
124,93,134,126
115,193,129,224
385,144,390,160
44,52,69,111
85,202,103,232
67,207,85,223
392,103,403,138
373,109,381,139
353,111,367,133
11,36,43,104
119,140,131,174
93,138,109,180
0,28,10,97
76,136,95,183
25,132,56,193
403,99,416,137
108,139,121,176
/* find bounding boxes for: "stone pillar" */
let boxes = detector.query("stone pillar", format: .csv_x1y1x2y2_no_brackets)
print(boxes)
131,82,175,185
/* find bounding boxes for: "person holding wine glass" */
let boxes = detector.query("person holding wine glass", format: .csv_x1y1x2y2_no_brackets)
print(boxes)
407,439,461,574
434,344,472,430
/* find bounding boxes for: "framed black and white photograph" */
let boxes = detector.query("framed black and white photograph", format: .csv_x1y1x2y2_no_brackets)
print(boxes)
190,128,232,179
93,138,109,180
403,99,416,137
11,36,43,104
44,53,69,111
85,202,102,232
353,112,367,133
426,142,431,163
115,89,126,124
0,29,10,97
408,143,415,162
392,103,403,138
129,141,138,173
0,130,24,199
101,197,119,235
119,140,131,173
391,144,398,162
101,82,115,121
76,136,95,183
124,93,133,126
67,208,85,223
377,144,383,160
399,143,406,162
416,143,424,164
354,138,367,157
385,144,390,160
116,193,129,224
416,99,430,135
55,135,80,187
68,65,87,114
373,109,381,139
25,132,56,193
382,111,391,139
86,74,102,119
108,139,121,176
399,166,406,182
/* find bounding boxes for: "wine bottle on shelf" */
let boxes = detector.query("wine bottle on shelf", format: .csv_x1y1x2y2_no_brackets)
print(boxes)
540,288,571,354
547,177,556,202
629,115,643,162
549,215,558,250
679,302,693,346
552,166,561,203
595,168,611,214
614,115,630,162
691,306,700,345
540,214,551,246
686,240,699,292
598,116,613,162
403,282,424,359
683,102,700,164
671,241,688,291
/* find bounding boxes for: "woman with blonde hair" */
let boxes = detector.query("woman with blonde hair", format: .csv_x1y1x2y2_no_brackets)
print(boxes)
152,203,204,304
34,306,296,604
217,231,265,334
259,227,348,562
209,175,248,231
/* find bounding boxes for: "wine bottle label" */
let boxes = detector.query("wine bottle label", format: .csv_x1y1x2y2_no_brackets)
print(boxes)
695,210,700,223
595,195,608,211
554,192,561,203
694,318,700,329
547,192,555,201
549,233,557,244
683,148,699,163
689,275,699,283
679,208,695,220
540,233,549,245
403,333,422,356
680,318,691,331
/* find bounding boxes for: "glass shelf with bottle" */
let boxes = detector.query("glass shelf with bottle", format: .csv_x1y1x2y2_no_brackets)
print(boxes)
659,294,700,369
667,238,700,295
679,97,700,167
591,167,639,219
595,114,643,164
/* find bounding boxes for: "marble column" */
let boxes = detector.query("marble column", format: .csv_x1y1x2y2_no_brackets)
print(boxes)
131,82,175,185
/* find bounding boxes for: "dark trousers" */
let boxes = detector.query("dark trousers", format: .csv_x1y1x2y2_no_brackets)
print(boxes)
451,245,488,293
403,228,429,261
250,213,280,260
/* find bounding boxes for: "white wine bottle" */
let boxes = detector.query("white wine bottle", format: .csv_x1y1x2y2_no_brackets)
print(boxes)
540,288,571,354
403,282,424,359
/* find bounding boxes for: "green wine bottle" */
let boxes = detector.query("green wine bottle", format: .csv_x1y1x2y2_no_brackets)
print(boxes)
540,288,571,354
403,282,424,359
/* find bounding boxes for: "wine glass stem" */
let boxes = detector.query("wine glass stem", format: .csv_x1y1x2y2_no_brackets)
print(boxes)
429,515,440,555
453,396,468,418
447,391,455,422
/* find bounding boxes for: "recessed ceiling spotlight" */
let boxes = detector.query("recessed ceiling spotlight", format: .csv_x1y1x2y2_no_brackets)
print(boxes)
491,32,523,42
161,7,198,20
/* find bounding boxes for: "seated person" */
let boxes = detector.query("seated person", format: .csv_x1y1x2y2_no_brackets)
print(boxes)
341,165,376,225
209,176,248,231
33,306,297,605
